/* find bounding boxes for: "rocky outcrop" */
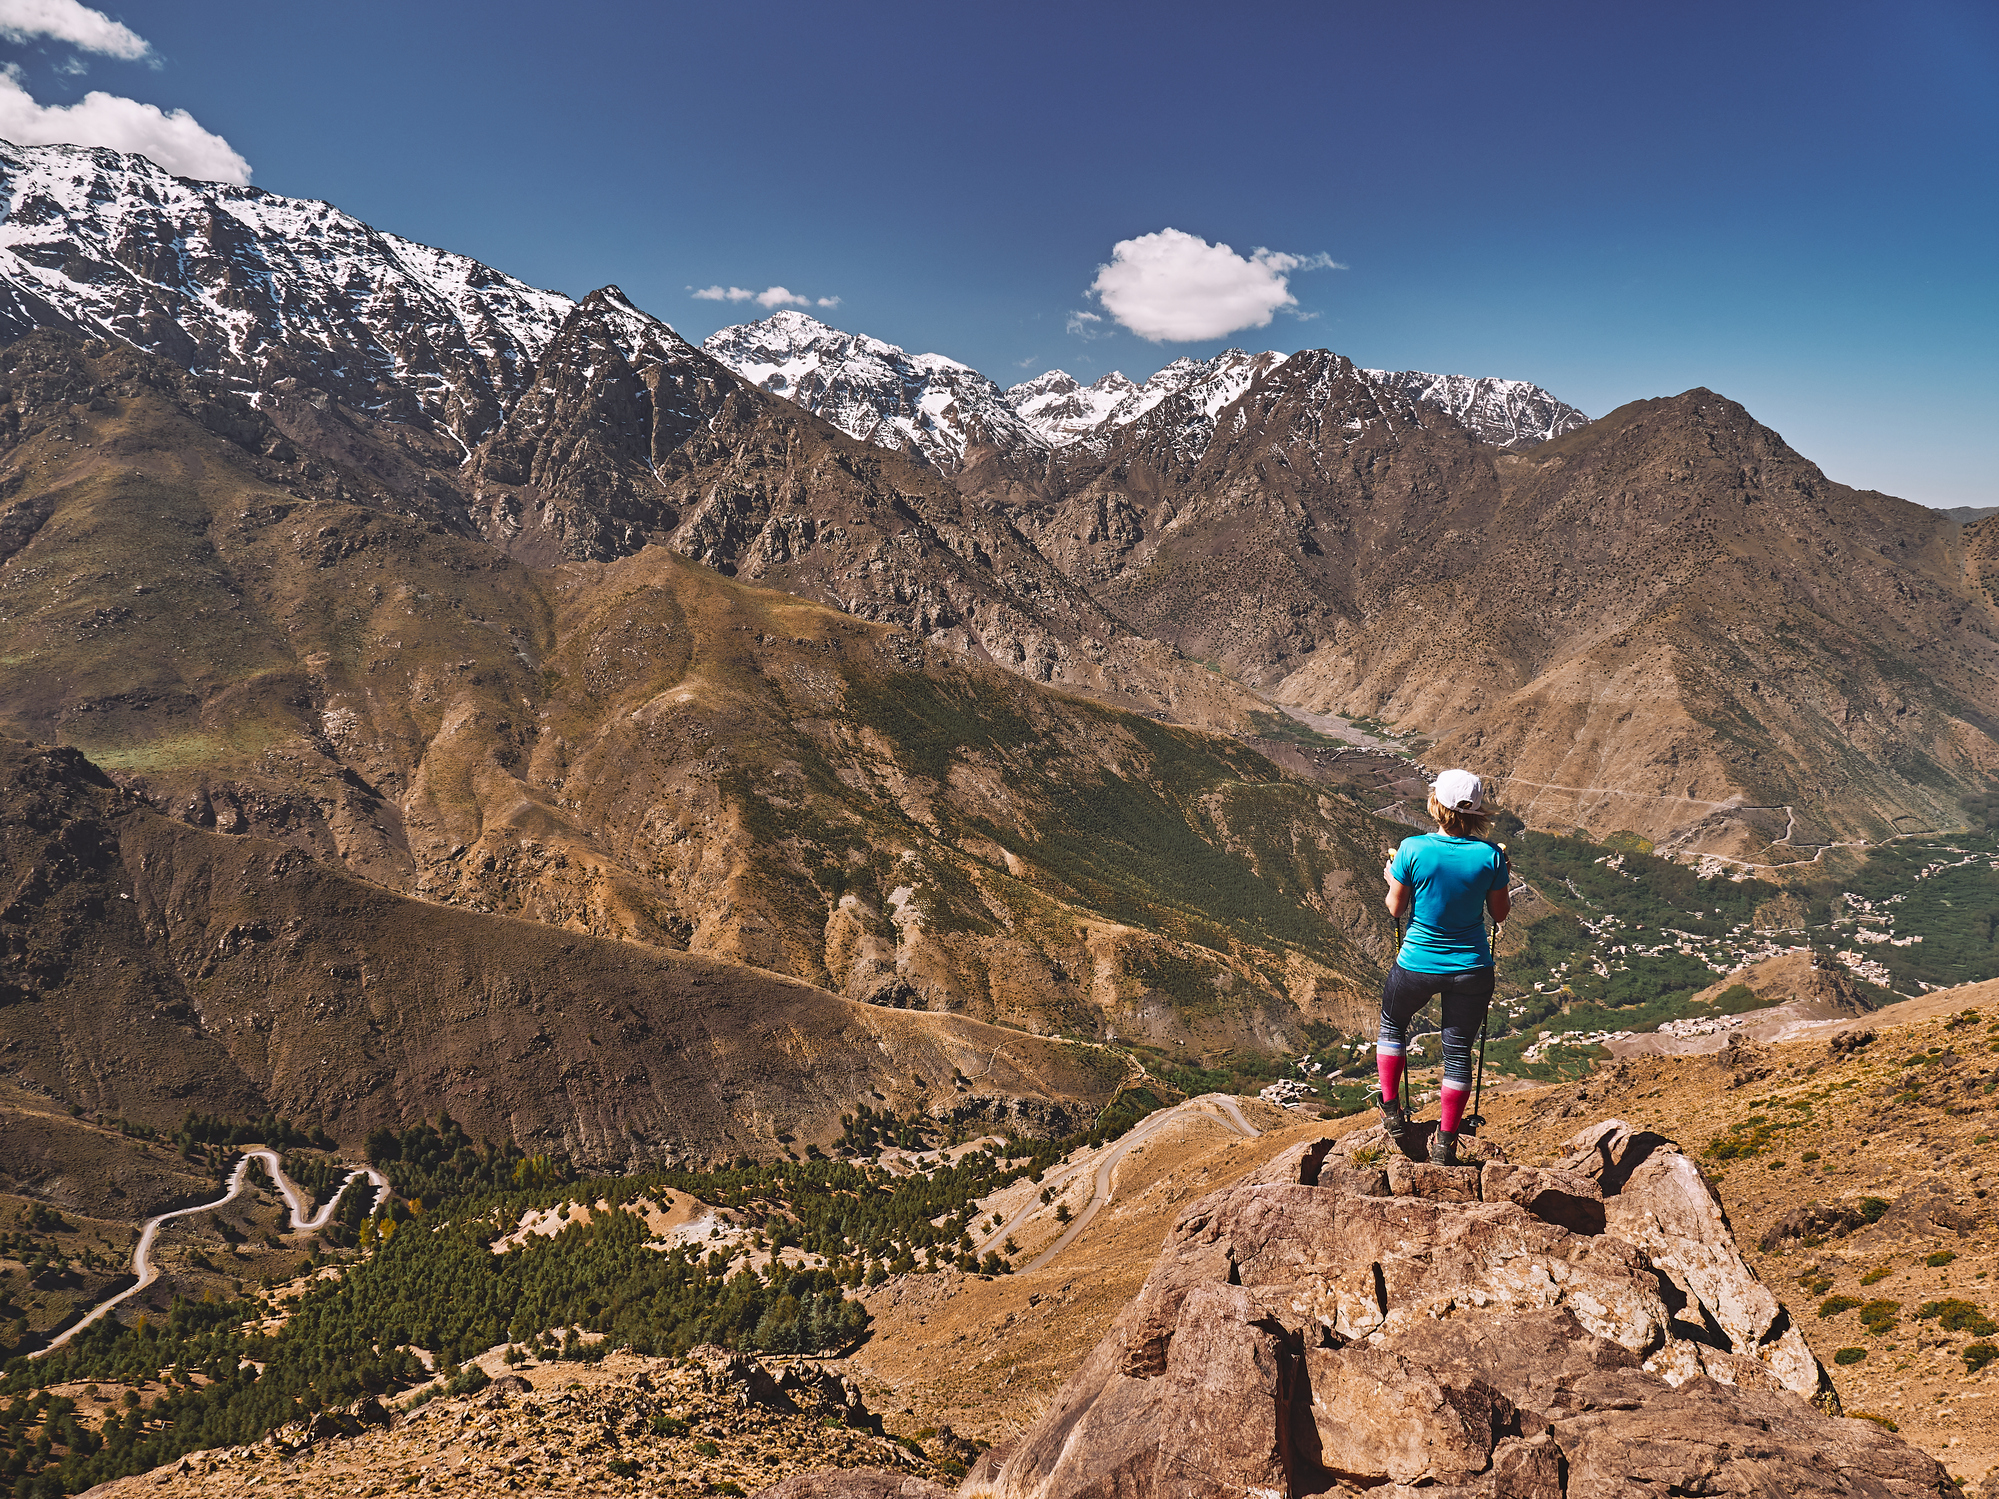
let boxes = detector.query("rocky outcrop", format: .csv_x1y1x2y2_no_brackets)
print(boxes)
939,1119,1954,1499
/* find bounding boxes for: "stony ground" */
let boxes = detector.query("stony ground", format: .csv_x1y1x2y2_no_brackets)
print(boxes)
82,1348,949,1498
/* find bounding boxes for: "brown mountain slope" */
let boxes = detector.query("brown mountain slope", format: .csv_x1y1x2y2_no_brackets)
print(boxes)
1339,390,1999,854
991,350,1498,685
451,291,1259,730
992,364,1999,852
0,738,1118,1162
0,331,1396,1052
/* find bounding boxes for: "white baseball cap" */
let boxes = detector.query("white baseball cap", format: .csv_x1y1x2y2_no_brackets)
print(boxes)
1433,768,1484,812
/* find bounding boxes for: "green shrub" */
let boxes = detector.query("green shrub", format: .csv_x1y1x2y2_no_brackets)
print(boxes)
1914,1299,1997,1336
1858,1299,1901,1334
607,1458,640,1479
1861,1266,1892,1286
1818,1295,1862,1318
1833,1347,1867,1365
1851,1411,1898,1432
1925,1251,1956,1268
1858,1197,1890,1224
1965,1343,1998,1375
693,1439,721,1458
445,1363,490,1397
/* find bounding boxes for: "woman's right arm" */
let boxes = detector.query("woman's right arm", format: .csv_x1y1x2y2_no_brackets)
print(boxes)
1385,877,1413,920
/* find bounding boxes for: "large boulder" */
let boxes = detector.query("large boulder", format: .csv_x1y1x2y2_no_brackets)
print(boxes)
963,1121,1955,1499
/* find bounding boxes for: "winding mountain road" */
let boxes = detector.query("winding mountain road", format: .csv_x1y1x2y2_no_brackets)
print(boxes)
975,1094,1261,1274
34,1149,389,1357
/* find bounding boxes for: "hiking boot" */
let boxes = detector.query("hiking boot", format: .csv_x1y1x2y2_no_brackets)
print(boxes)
1429,1128,1460,1167
1375,1092,1411,1145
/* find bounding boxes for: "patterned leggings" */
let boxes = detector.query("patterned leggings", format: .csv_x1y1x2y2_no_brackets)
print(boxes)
1377,962,1495,1090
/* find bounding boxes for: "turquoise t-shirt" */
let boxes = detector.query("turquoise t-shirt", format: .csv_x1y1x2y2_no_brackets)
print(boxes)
1389,833,1509,974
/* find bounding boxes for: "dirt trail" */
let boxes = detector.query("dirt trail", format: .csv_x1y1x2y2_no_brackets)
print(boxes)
35,1148,388,1356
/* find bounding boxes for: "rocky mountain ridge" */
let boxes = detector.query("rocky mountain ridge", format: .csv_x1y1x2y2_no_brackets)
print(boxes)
1005,356,1586,454
0,139,574,447
985,356,1999,852
1004,369,1138,447
0,737,1122,1162
1358,367,1588,449
701,311,1047,471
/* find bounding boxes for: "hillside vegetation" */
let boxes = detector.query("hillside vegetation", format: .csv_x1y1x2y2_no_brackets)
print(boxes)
0,333,1398,1059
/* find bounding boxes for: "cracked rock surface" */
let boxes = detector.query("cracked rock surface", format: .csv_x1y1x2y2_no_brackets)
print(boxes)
787,1118,1955,1499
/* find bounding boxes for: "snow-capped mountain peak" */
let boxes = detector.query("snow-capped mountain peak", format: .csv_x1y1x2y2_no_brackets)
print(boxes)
1003,349,1291,459
1005,368,1140,446
0,137,576,445
1107,349,1289,428
1359,368,1587,448
1006,347,1586,459
701,312,1038,470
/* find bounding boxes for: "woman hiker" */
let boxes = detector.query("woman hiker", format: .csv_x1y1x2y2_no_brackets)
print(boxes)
1376,767,1510,1166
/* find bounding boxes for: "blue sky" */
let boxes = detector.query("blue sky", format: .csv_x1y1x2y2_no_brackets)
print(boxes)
1,0,1993,504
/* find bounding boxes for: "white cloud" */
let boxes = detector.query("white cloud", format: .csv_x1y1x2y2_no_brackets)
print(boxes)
1065,309,1103,338
0,0,148,59
0,71,250,182
690,284,837,311
1088,228,1343,342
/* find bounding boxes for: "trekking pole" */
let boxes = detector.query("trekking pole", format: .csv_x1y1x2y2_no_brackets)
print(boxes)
1469,996,1489,1134
1469,917,1502,1136
1390,908,1406,1114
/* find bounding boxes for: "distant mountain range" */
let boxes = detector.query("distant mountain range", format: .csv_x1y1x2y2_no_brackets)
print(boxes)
1,134,1994,919
695,311,1589,470
1005,354,1587,454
